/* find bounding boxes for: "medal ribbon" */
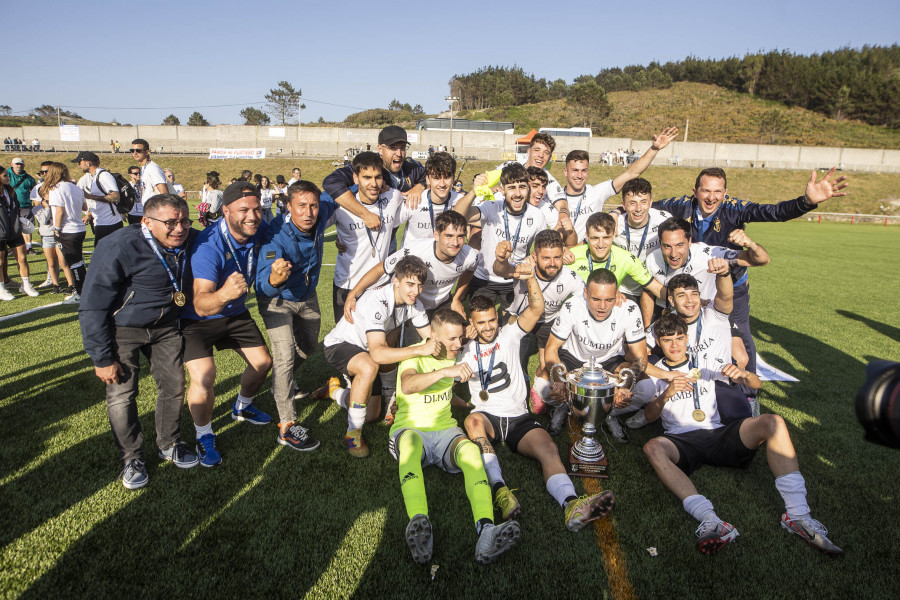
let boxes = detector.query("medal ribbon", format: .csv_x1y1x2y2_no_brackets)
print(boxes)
566,186,587,224
502,204,524,250
624,220,650,258
365,198,385,256
475,340,498,393
141,224,183,295
689,314,704,411
427,189,450,231
587,251,612,273
219,219,254,285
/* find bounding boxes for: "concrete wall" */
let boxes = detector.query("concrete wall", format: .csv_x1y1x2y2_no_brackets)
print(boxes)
0,125,897,172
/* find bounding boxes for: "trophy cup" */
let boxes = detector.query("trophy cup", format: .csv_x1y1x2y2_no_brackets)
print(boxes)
550,358,635,479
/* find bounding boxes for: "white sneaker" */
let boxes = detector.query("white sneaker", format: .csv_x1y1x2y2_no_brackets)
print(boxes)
475,521,520,565
20,281,39,297
625,409,649,429
63,291,81,304
0,285,14,301
36,277,53,289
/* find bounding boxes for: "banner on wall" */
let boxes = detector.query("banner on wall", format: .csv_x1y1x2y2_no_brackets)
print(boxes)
59,125,80,142
268,127,285,138
208,148,267,159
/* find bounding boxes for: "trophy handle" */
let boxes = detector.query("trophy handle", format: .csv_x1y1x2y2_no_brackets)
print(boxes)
614,368,636,391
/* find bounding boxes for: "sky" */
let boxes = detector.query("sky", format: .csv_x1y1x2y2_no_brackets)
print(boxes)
6,0,898,127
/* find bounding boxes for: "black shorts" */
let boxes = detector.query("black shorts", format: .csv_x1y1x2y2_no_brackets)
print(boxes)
333,284,352,322
468,277,515,312
0,234,25,251
663,418,757,476
181,310,267,362
324,341,367,378
479,412,543,454
558,348,625,373
533,320,554,348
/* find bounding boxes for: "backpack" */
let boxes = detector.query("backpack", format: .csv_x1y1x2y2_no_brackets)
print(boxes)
197,201,213,227
96,170,137,214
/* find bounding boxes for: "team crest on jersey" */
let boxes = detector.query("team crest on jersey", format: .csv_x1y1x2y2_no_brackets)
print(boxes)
557,283,564,294
456,264,464,272
375,312,382,320
583,320,589,326
627,305,636,313
380,299,389,309
610,320,616,330
526,217,533,226
714,218,721,232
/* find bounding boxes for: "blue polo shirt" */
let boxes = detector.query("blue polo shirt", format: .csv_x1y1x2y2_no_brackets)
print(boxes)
256,194,337,301
182,220,267,320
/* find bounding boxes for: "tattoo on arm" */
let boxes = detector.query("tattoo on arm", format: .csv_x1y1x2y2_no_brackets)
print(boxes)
632,357,647,377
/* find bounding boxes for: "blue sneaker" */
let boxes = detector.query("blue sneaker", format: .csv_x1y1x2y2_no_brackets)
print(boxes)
231,401,272,425
196,433,222,468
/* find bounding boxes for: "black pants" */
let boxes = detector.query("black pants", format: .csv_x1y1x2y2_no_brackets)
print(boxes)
731,285,757,398
333,284,352,323
57,231,86,294
94,222,123,246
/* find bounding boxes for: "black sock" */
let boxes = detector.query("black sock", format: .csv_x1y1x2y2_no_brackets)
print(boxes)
564,495,577,505
475,518,493,535
491,481,505,495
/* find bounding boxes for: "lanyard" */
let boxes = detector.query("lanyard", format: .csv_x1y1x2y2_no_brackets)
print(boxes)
396,303,409,348
624,220,650,258
364,198,384,257
141,224,183,293
688,316,704,412
219,219,254,285
588,251,611,273
285,220,322,287
427,190,450,230
502,204,524,248
513,274,556,316
475,340,498,392
566,186,587,223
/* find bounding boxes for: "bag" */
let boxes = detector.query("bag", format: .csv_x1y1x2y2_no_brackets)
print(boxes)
97,170,137,214
197,201,221,228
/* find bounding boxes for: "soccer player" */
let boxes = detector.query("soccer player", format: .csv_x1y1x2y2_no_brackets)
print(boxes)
391,309,522,565
613,178,671,304
459,261,616,530
182,182,273,467
642,312,842,556
499,131,564,200
525,166,577,246
323,256,434,458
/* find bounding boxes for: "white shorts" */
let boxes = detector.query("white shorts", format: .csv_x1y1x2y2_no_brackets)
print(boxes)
388,427,467,474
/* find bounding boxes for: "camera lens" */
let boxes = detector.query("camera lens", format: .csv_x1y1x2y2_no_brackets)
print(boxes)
856,360,900,449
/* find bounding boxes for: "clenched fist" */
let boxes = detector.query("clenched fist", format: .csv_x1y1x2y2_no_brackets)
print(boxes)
495,240,513,262
220,271,248,301
268,258,292,287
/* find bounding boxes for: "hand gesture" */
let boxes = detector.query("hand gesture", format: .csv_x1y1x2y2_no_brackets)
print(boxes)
362,211,381,231
613,387,633,408
445,363,474,382
721,363,746,382
472,173,487,188
465,323,478,341
269,258,292,287
651,127,679,151
706,257,730,276
95,362,124,385
343,294,357,324
804,167,848,205
549,381,568,403
727,229,754,249
562,248,575,265
404,187,423,209
664,376,693,399
419,337,442,357
558,212,574,233
220,271,248,301
495,240,513,262
513,261,534,280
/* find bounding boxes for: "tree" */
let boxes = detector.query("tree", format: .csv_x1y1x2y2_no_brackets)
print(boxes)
412,104,425,115
265,81,305,125
162,114,180,126
758,108,788,144
388,99,403,111
33,105,57,117
0,105,10,116
566,80,611,130
187,111,210,126
239,106,270,125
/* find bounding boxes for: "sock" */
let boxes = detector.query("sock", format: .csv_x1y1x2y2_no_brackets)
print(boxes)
380,369,397,397
481,453,505,488
475,518,493,536
21,276,29,284
397,431,428,519
775,471,810,520
683,494,721,524
195,422,214,440
546,473,577,508
25,242,32,250
533,376,551,400
454,440,494,526
347,402,367,430
235,393,253,411
331,387,350,409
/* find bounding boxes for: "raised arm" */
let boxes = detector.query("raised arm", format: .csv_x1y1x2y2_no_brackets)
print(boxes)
611,127,678,192
706,258,734,315
515,261,545,334
368,331,437,365
452,173,485,217
728,229,769,267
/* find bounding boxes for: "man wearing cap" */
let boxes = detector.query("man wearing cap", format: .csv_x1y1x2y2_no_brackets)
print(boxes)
6,158,37,253
79,193,201,490
130,138,168,205
73,151,123,245
181,181,273,467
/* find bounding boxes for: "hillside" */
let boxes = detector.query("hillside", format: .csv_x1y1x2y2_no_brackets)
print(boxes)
0,115,122,128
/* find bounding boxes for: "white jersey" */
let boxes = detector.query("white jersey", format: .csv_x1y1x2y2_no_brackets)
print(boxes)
324,284,428,350
83,169,123,226
493,194,560,231
48,181,87,234
651,358,722,435
559,180,617,242
508,266,583,323
614,208,671,296
551,296,645,364
383,240,478,309
139,160,167,205
330,189,404,289
646,305,733,371
498,160,564,201
645,242,739,307
474,201,547,283
458,323,530,418
397,190,462,248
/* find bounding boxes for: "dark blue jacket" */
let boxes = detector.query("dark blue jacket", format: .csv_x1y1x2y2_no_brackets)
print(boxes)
652,194,815,287
322,157,425,200
79,224,198,367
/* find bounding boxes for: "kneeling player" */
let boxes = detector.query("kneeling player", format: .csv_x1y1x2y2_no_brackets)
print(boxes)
391,309,521,565
642,313,842,556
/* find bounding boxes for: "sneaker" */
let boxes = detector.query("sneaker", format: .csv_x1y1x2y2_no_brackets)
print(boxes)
277,422,321,452
196,433,222,467
121,458,148,489
231,401,272,425
62,291,81,304
0,285,14,301
475,520,521,565
51,285,62,294
383,394,397,425
695,520,739,554
36,277,53,289
547,403,569,436
20,281,39,297
345,428,370,458
290,382,310,401
494,485,522,521
529,388,547,415
405,513,433,564
780,513,843,556
625,410,649,429
325,376,342,402
605,415,629,444
564,490,616,533
158,441,200,468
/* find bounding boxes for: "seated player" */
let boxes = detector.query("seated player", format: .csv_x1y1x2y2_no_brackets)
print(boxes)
459,263,616,531
323,256,434,457
642,313,842,556
391,309,521,565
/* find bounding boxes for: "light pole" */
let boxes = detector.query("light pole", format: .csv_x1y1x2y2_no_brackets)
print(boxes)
445,96,459,155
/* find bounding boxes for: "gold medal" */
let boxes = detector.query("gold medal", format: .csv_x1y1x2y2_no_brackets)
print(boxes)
692,409,706,422
173,291,186,306
688,368,702,381
371,247,376,258
479,390,489,401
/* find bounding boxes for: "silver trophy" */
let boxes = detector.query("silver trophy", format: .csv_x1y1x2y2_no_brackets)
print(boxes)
550,358,635,478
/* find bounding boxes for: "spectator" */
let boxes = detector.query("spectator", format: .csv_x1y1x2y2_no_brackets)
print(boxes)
7,158,37,253
257,175,275,223
130,139,168,204
202,173,223,226
31,160,70,292
164,169,186,199
125,167,144,224
73,151,124,245
33,139,41,151
0,167,39,299
288,167,301,186
40,162,87,303
114,140,120,153
239,169,253,182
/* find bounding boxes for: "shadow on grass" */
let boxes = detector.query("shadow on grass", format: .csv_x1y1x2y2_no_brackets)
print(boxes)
835,309,900,343
0,309,78,336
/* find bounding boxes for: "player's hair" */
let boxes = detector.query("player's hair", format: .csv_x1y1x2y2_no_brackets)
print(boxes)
654,313,688,338
144,194,188,216
131,138,150,151
585,211,616,235
658,217,691,240
393,255,428,284
425,152,456,179
533,229,564,251
525,166,549,186
566,150,589,164
292,167,301,175
586,267,617,288
622,177,652,199
352,151,383,174
695,167,727,190
434,210,467,233
431,308,467,331
287,180,321,203
667,273,699,294
500,162,529,186
468,294,497,315
530,132,556,153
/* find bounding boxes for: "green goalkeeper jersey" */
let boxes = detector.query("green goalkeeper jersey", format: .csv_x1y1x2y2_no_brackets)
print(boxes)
568,243,653,288
390,343,459,436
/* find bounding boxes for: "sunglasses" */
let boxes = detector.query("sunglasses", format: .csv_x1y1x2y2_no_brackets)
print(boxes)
130,148,146,154
39,170,49,175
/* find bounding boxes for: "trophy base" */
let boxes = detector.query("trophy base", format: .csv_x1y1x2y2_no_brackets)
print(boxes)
567,444,609,479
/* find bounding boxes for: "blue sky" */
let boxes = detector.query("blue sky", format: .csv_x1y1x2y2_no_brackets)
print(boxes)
6,0,897,126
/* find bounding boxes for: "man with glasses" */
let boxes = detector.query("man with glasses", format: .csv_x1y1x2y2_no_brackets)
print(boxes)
164,169,186,199
79,194,200,490
130,139,168,205
126,168,143,224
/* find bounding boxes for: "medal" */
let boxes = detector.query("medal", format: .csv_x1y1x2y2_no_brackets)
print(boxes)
692,409,706,422
371,247,376,257
479,390,489,401
173,291,186,306
475,340,497,401
688,368,702,381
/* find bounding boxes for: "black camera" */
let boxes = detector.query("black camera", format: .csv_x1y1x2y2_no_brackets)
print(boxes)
856,360,900,449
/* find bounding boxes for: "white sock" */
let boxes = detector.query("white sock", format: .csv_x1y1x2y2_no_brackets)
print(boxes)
21,276,29,284
25,242,32,250
533,376,551,400
347,403,367,430
683,494,721,524
775,471,810,520
547,473,577,507
235,393,253,411
195,422,214,439
481,453,504,487
380,369,397,397
332,388,350,409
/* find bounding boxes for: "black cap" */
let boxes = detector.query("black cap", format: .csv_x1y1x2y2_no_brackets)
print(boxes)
71,151,100,164
222,181,261,206
378,125,407,146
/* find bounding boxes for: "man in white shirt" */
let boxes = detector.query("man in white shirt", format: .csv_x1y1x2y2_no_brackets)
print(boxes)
499,131,564,200
525,167,576,245
613,178,671,303
73,151,123,245
126,167,143,224
130,139,168,204
164,169,186,199
288,167,301,186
